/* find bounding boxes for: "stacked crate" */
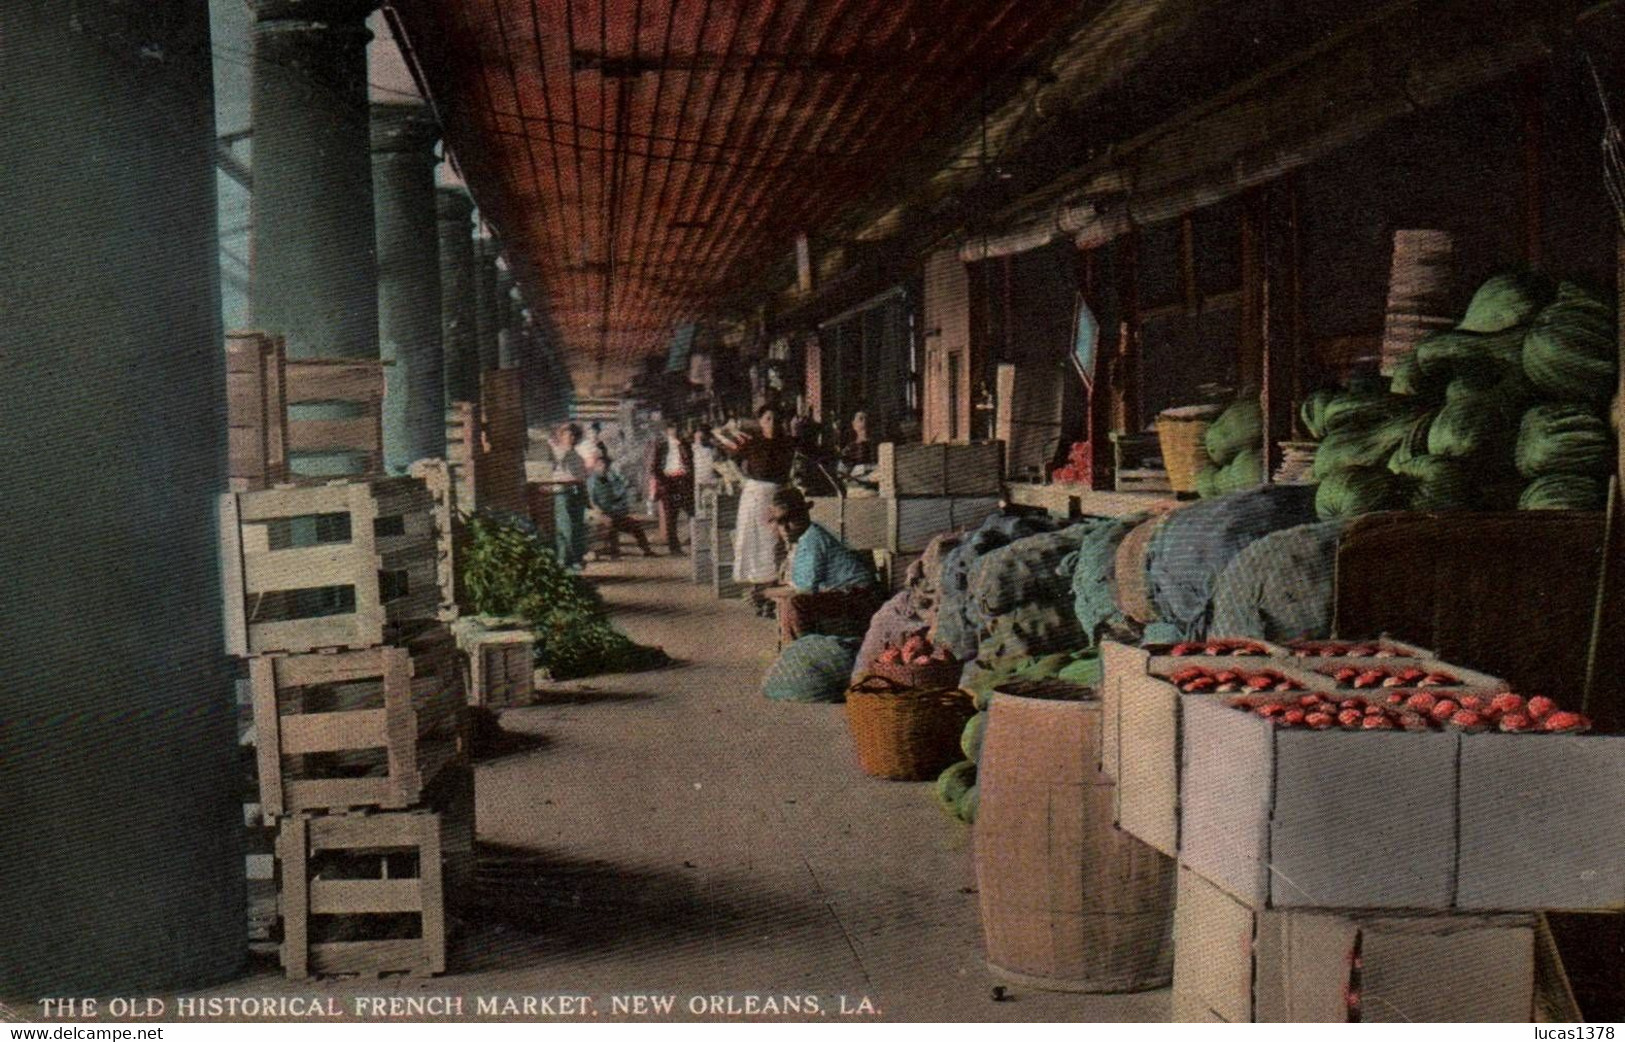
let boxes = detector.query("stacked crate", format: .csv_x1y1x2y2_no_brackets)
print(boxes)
219,476,469,980
283,358,386,481
1099,638,1609,1022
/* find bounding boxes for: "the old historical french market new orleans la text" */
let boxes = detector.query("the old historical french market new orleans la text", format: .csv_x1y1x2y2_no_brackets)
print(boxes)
35,993,883,1020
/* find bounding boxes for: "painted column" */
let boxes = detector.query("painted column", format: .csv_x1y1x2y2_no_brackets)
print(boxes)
250,0,380,477
371,101,445,469
474,235,503,374
498,267,523,369
249,0,379,360
436,189,480,404
0,0,241,993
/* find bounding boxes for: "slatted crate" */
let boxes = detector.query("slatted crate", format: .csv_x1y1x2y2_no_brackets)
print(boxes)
249,624,467,817
453,620,535,709
219,477,443,655
226,331,289,492
276,811,446,980
407,459,459,620
283,358,385,481
445,401,480,512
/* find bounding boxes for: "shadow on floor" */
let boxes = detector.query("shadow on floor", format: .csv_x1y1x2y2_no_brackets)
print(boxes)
451,843,833,972
528,688,663,707
468,709,553,761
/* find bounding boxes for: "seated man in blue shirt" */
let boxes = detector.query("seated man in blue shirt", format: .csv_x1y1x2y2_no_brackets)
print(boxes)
586,456,656,559
766,487,883,640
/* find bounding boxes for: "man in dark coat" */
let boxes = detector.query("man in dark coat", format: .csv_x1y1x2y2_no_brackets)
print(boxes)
645,418,694,554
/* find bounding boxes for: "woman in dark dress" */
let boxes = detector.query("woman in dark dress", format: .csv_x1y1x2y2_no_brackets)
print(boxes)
715,404,797,614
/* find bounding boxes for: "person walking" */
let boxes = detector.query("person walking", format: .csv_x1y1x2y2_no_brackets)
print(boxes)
645,418,694,554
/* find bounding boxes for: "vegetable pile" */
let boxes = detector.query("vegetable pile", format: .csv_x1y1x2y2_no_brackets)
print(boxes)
1195,399,1265,499
1161,666,1305,694
1315,665,1459,689
1227,691,1591,733
1051,440,1093,486
1287,640,1418,658
876,630,956,668
1298,271,1617,519
459,512,669,681
1167,638,1271,657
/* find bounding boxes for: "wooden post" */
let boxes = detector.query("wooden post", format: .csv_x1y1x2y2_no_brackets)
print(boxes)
1584,233,1625,731
1079,246,1115,490
1114,229,1142,436
1238,190,1267,396
1262,177,1303,477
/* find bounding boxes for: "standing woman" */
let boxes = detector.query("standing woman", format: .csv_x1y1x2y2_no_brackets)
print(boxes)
716,404,798,614
549,422,590,571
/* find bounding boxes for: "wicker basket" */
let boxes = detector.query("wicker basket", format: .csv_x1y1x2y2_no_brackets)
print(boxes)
863,654,964,691
845,677,975,781
1155,411,1215,495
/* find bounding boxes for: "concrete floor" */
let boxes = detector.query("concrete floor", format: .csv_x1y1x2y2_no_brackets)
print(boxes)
24,545,1170,1023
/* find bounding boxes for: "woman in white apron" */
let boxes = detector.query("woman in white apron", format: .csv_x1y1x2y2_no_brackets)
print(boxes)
716,405,798,616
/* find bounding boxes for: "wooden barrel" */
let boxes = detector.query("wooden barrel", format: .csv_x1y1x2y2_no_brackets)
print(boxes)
974,690,1176,992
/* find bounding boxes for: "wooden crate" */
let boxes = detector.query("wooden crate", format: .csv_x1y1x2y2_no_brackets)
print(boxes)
710,514,747,599
249,625,466,816
276,811,446,980
877,442,1004,496
226,331,289,492
407,459,458,620
690,515,714,583
445,401,480,511
284,358,385,481
220,478,444,655
459,626,535,709
479,369,526,450
475,442,527,516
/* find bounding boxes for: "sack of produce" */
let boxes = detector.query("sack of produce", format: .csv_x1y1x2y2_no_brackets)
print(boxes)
1457,271,1554,333
1515,403,1614,479
1210,520,1348,642
1391,454,1476,512
1071,515,1144,648
1523,283,1619,406
762,634,862,703
1147,483,1319,641
1315,465,1409,520
965,523,1094,635
1519,473,1609,511
1204,398,1264,466
933,513,1065,659
1314,396,1431,479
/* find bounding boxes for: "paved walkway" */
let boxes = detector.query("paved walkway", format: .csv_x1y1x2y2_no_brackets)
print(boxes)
453,551,1167,1022
63,548,1167,1023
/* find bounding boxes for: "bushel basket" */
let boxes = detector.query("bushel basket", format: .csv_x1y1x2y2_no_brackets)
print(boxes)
863,654,963,691
1155,410,1214,495
845,676,975,781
